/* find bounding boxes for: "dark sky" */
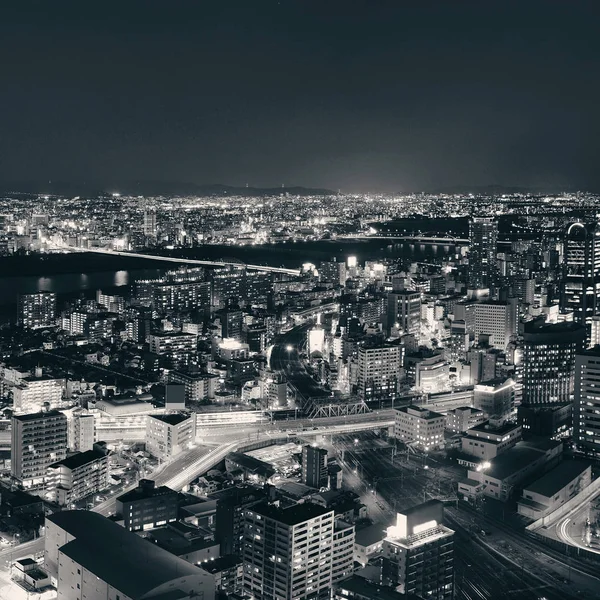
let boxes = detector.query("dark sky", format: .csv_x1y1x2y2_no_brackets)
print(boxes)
1,0,600,193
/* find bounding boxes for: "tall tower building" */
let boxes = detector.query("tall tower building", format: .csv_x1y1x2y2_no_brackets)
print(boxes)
243,502,335,600
382,500,454,599
561,222,600,327
468,217,498,290
522,321,586,405
472,300,517,350
387,290,421,337
18,292,57,329
143,209,157,237
357,343,403,402
11,409,68,489
574,348,600,456
302,445,328,489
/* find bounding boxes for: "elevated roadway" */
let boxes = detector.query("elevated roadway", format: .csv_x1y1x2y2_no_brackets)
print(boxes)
63,245,300,275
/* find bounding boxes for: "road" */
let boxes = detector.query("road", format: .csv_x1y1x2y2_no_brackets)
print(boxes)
555,489,600,556
69,246,300,275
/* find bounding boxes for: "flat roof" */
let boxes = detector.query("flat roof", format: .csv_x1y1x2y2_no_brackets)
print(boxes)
250,501,332,526
336,575,421,600
468,420,520,435
48,449,105,471
396,405,444,419
482,446,546,480
49,511,208,599
355,523,386,547
117,483,177,504
150,413,191,426
524,460,590,499
12,410,64,422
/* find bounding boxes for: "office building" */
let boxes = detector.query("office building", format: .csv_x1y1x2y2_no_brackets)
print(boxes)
143,208,157,236
259,371,287,407
387,290,421,336
45,447,108,506
18,292,57,329
574,347,600,455
561,221,600,326
473,377,515,420
243,502,335,600
394,405,445,451
473,300,517,349
302,444,328,489
522,321,585,405
146,412,196,462
382,500,454,599
357,343,403,402
44,510,214,600
517,402,572,439
116,479,179,531
469,216,498,290
200,555,244,598
221,308,244,341
12,409,67,489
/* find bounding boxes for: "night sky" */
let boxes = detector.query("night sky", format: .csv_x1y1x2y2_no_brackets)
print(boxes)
1,1,599,193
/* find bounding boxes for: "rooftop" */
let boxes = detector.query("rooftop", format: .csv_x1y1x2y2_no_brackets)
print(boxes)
396,405,444,419
250,501,332,526
13,410,65,422
524,460,590,499
117,482,177,504
48,449,106,471
48,511,209,600
150,413,191,426
336,575,421,600
355,523,387,547
199,554,242,574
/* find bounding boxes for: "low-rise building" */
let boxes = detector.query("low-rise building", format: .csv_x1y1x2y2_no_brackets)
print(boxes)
146,412,196,462
394,405,445,451
517,460,592,520
459,420,522,465
45,447,108,506
463,438,563,501
115,479,178,531
200,555,244,597
44,510,215,600
517,402,572,439
445,407,486,433
169,369,218,403
354,523,386,566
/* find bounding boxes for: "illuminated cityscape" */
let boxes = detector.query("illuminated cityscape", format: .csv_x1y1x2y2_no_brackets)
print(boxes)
1,2,600,600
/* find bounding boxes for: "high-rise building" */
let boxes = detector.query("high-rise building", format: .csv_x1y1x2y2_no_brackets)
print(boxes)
472,300,517,349
221,308,244,341
574,347,600,455
382,500,454,599
148,331,198,369
18,292,57,329
143,208,157,237
243,502,335,600
11,410,68,489
11,372,64,415
357,343,403,402
302,445,328,489
522,321,585,405
319,259,347,286
387,291,421,336
468,216,498,290
561,221,600,327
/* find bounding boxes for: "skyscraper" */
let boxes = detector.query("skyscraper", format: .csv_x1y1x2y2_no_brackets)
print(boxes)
382,500,454,599
522,321,585,405
468,217,498,290
357,343,403,402
18,292,57,329
143,208,157,237
243,502,335,600
561,221,600,327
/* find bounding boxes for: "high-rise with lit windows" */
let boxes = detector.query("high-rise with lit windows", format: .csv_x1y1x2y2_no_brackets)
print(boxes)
574,347,600,455
18,292,57,329
243,502,335,600
522,321,585,405
468,217,498,290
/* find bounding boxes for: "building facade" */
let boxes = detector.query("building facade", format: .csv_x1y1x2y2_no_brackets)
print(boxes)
394,406,445,451
145,412,196,462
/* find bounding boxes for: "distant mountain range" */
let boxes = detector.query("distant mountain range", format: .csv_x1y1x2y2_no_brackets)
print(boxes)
422,184,580,195
0,180,336,197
